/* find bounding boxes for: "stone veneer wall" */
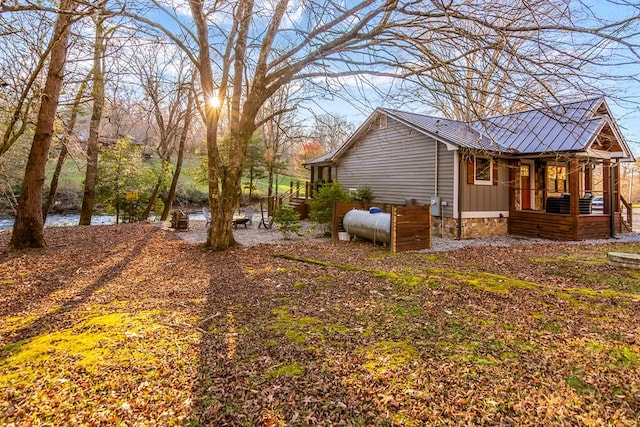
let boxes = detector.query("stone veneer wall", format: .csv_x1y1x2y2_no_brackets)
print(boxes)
431,216,508,239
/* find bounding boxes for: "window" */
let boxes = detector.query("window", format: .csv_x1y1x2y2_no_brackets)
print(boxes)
547,164,567,193
475,157,492,184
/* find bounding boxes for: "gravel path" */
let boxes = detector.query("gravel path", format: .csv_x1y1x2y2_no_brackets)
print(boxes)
165,219,330,246
166,218,640,251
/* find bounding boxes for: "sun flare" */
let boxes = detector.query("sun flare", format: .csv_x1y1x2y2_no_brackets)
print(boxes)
208,96,221,108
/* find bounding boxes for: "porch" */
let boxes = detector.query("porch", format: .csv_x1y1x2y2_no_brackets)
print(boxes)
508,210,624,240
507,157,632,241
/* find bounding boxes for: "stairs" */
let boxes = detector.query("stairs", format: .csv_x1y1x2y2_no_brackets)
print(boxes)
267,194,309,220
289,197,309,219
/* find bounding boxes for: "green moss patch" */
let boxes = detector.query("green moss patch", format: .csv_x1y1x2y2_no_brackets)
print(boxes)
1,311,165,384
265,363,305,378
361,341,418,375
269,307,348,345
447,271,537,294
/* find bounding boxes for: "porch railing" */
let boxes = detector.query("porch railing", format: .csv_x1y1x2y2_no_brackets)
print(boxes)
267,180,309,217
620,195,633,231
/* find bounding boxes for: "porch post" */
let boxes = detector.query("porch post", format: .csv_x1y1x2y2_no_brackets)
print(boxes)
603,159,611,215
569,157,580,216
613,161,621,213
584,163,592,194
309,166,316,198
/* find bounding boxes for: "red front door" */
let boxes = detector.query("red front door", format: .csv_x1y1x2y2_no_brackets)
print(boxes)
521,165,531,209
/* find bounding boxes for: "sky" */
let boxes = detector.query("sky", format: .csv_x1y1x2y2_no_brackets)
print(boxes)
149,0,640,153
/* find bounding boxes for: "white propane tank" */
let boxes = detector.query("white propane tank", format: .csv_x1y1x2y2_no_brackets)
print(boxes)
343,208,390,244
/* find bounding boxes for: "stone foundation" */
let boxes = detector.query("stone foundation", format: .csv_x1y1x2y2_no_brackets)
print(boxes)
432,216,508,239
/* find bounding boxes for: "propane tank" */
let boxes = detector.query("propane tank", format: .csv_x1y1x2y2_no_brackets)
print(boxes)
343,208,390,244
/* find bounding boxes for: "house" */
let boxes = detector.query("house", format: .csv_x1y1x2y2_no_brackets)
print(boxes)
304,97,635,240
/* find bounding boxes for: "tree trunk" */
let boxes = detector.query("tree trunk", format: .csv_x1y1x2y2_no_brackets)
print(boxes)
142,158,170,220
189,1,237,250
10,0,76,249
161,78,195,221
79,15,106,225
267,162,275,197
42,143,68,223
43,75,89,222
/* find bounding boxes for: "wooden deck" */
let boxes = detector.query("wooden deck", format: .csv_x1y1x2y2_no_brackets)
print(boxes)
508,210,622,240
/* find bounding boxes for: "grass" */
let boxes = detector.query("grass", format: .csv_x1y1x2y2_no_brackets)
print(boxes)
43,152,306,198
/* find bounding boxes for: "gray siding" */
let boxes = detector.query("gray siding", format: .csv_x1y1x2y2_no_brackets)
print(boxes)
437,142,456,218
335,117,456,215
461,160,509,212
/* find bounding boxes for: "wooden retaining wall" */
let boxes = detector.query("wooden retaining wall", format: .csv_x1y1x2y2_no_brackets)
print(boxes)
333,201,432,253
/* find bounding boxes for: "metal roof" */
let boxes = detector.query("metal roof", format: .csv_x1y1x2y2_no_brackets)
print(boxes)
379,109,507,152
303,149,336,166
471,98,606,154
304,96,634,166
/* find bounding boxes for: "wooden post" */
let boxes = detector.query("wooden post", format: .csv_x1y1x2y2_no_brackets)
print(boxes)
603,159,611,215
296,181,300,198
584,163,592,193
569,157,580,216
613,162,620,213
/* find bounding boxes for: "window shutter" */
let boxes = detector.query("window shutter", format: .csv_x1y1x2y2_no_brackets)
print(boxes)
467,158,474,185
492,160,498,185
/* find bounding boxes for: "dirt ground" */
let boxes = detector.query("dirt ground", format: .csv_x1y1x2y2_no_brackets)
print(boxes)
1,224,639,426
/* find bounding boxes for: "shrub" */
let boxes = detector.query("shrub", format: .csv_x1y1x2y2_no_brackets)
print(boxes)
274,205,301,239
352,186,374,202
308,181,350,225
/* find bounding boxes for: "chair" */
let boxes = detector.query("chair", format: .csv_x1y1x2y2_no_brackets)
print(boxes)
202,206,211,226
243,206,256,225
258,199,273,229
259,215,274,229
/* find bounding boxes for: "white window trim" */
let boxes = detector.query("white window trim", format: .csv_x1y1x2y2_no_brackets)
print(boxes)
474,156,493,186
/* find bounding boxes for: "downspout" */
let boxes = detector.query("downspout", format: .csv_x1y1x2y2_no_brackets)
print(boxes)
434,140,438,197
457,153,463,240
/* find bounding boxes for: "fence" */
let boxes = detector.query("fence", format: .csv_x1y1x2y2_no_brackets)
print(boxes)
332,201,431,253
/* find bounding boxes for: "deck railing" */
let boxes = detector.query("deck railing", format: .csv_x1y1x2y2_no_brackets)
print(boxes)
620,195,633,231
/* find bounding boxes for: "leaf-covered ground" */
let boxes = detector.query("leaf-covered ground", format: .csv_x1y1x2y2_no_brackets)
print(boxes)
1,224,639,426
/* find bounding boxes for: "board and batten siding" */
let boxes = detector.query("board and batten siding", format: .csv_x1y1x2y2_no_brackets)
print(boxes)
335,117,456,214
461,160,509,213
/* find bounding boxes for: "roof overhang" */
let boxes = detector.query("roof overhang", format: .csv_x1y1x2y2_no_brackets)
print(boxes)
381,111,460,151
332,108,463,162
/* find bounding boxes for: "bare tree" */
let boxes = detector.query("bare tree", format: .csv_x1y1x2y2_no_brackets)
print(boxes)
148,0,402,250
160,73,197,221
391,0,640,122
259,85,305,197
309,113,355,152
129,42,194,219
43,70,91,222
79,6,109,225
0,9,55,156
10,0,79,248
